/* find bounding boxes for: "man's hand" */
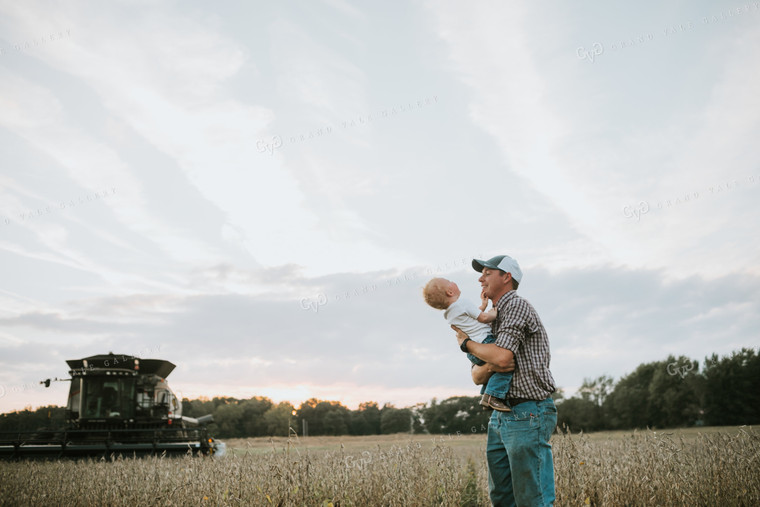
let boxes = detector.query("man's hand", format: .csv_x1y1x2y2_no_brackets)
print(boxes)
452,325,469,347
471,363,492,385
472,361,514,385
488,361,515,373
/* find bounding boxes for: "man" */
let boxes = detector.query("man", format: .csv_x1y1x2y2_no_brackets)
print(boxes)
454,255,557,506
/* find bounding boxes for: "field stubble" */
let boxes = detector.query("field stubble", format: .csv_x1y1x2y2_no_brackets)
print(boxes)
0,426,758,506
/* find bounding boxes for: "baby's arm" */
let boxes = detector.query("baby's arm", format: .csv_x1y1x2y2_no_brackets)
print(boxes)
477,308,497,323
477,292,497,323
479,292,489,311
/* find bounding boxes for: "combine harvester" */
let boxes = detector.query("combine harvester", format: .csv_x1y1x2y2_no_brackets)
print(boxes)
0,353,225,459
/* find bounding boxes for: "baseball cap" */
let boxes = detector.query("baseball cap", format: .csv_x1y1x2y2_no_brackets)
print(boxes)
472,255,523,283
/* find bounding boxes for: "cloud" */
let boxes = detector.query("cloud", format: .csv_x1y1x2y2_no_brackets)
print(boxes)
2,262,757,410
425,1,760,278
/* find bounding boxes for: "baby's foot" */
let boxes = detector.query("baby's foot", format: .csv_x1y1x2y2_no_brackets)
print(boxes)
481,394,511,412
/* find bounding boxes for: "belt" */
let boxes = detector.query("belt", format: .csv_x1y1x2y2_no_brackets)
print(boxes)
507,397,536,407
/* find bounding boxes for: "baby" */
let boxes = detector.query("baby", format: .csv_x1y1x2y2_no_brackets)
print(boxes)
423,277,513,412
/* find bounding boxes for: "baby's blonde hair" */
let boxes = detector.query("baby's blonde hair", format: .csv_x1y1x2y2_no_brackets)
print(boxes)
423,278,450,310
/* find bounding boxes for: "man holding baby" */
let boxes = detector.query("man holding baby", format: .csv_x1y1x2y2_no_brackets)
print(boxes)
454,255,557,507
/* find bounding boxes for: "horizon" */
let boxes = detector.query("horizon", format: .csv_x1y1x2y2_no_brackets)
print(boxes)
2,345,752,415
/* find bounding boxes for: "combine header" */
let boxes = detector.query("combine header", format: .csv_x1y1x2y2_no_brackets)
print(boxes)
0,353,225,459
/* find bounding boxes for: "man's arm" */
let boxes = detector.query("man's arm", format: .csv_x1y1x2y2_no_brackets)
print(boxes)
453,325,515,369
472,362,513,385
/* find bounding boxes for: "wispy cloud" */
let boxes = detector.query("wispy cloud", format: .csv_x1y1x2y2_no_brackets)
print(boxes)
427,0,760,278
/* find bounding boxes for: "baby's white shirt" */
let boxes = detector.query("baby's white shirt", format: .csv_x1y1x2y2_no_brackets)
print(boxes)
443,298,492,341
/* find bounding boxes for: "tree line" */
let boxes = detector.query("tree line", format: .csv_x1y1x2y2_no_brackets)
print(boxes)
180,397,494,439
556,348,760,432
0,396,491,439
1,348,757,436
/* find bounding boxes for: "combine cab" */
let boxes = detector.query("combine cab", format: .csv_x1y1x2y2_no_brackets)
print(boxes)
0,353,225,459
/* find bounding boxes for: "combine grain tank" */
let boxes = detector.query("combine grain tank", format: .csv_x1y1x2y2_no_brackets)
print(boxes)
0,353,225,459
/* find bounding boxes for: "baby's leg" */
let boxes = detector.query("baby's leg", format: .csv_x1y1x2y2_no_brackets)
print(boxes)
484,372,513,400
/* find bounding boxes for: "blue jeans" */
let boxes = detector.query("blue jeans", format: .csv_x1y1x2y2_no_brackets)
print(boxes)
467,334,512,399
481,371,512,399
486,397,557,506
467,334,495,366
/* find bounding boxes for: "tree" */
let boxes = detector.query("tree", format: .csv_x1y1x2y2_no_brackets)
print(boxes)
240,397,274,437
263,402,296,436
182,396,221,419
557,397,602,432
213,402,245,438
702,348,760,425
557,375,615,431
603,362,661,429
380,404,412,434
411,402,427,434
647,356,701,428
349,401,381,435
418,396,490,434
296,399,350,436
0,405,65,432
323,409,349,435
578,375,614,407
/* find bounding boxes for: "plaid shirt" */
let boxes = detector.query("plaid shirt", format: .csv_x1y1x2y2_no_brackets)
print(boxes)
492,290,556,400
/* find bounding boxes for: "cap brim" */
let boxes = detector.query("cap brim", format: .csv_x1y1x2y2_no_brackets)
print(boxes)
472,259,497,272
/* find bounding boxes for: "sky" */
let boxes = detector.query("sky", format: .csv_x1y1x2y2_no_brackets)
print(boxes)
1,0,758,413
